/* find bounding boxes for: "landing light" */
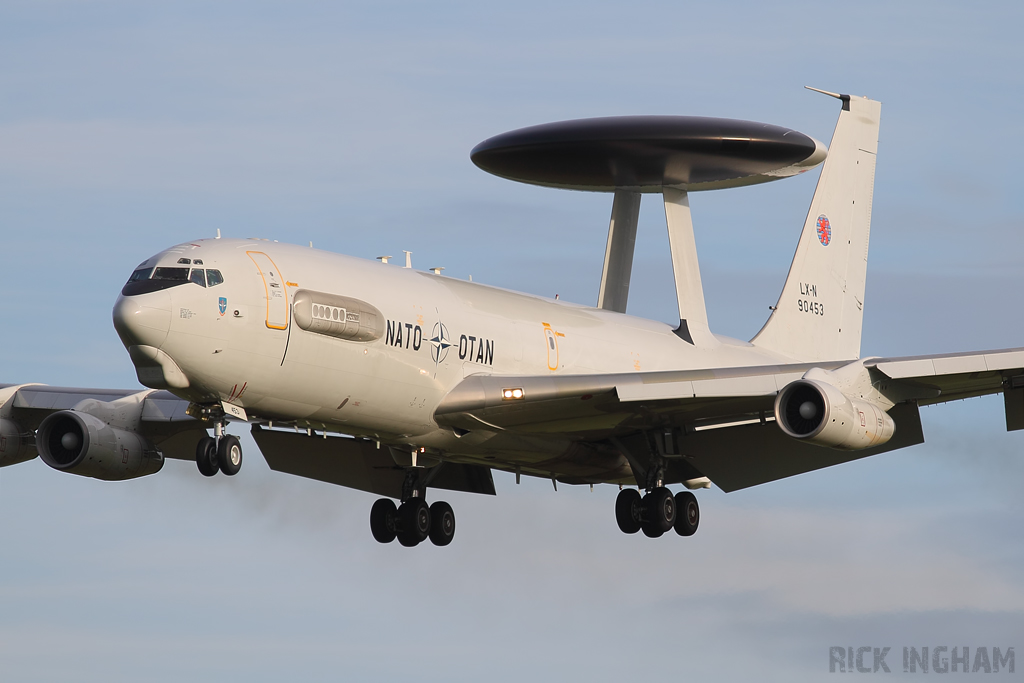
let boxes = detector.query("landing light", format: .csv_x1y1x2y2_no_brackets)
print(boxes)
502,388,525,400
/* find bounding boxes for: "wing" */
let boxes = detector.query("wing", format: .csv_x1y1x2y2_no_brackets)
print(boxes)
2,383,208,461
436,361,831,437
866,346,1024,409
435,347,1024,490
2,384,496,497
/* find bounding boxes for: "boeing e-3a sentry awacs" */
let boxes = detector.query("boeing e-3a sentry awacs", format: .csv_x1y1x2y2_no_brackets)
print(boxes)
4,88,1023,547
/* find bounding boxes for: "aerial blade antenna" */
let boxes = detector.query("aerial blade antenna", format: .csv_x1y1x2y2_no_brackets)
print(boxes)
804,85,843,99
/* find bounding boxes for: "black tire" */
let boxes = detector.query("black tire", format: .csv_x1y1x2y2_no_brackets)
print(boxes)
641,487,676,536
397,498,431,547
614,488,642,534
674,491,700,537
217,434,242,476
195,436,218,477
370,498,398,543
428,501,456,546
641,522,665,538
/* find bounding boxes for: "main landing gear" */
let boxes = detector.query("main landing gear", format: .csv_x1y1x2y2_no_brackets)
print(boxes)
195,421,243,477
615,487,699,538
369,463,456,547
369,497,456,547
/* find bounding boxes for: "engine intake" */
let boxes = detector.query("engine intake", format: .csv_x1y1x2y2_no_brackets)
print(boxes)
37,410,163,481
775,379,895,450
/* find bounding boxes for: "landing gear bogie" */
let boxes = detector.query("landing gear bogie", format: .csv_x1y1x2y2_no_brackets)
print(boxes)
370,497,457,547
615,486,700,539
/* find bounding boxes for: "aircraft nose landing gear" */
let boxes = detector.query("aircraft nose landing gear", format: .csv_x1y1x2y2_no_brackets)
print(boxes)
194,418,242,477
615,487,698,538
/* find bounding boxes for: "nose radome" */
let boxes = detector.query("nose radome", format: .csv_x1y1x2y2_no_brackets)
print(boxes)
112,292,171,350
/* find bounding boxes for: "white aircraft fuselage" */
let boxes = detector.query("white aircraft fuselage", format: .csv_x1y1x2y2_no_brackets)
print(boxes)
113,237,789,471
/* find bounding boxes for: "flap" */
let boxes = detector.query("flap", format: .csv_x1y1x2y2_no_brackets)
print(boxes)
686,402,925,492
252,426,495,498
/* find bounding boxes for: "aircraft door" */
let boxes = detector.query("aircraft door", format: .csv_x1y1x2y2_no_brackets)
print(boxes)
247,251,289,329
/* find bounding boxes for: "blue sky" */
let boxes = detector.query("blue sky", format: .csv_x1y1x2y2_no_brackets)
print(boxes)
1,2,1023,681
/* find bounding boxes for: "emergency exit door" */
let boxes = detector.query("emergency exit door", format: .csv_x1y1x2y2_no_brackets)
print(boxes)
247,251,289,329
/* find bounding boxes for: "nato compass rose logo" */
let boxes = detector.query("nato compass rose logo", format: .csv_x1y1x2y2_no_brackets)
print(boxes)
430,320,453,366
816,214,832,246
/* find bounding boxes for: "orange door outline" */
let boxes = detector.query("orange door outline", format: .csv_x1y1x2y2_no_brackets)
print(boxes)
247,251,289,330
542,323,559,371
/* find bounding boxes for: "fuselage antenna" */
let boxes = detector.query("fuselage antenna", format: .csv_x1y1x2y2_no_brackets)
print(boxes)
403,251,412,269
804,85,842,99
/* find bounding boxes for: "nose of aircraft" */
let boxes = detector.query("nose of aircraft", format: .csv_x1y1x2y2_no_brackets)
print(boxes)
112,291,172,350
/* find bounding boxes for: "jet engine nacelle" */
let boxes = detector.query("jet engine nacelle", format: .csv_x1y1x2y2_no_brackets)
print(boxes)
775,379,895,450
36,410,163,481
0,418,37,467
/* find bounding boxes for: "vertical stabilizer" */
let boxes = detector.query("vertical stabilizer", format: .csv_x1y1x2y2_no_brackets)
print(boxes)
751,93,881,362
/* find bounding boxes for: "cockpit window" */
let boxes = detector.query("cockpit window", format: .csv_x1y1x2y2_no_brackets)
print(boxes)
121,263,223,296
122,266,189,296
128,267,153,282
152,267,191,281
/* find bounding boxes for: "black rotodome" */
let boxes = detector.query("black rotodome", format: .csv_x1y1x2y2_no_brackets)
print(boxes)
470,116,821,192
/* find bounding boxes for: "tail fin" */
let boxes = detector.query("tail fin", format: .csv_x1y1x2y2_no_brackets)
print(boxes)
751,92,881,362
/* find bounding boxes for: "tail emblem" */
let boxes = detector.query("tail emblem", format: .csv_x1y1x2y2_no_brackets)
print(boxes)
816,215,832,246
